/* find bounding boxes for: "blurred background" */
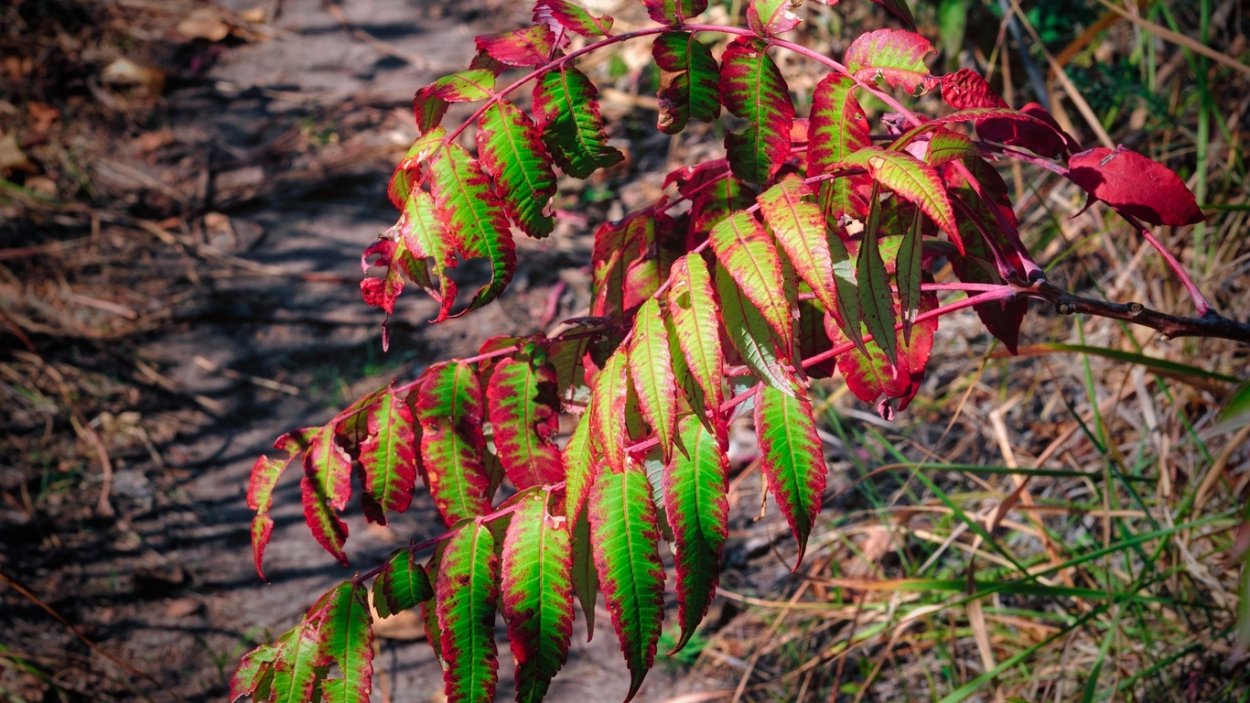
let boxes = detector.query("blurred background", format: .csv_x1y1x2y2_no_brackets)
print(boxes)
1,0,1248,701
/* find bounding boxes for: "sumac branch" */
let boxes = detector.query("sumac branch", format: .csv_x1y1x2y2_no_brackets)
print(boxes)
232,2,1247,702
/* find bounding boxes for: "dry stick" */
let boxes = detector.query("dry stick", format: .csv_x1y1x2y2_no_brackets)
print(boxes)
0,570,176,703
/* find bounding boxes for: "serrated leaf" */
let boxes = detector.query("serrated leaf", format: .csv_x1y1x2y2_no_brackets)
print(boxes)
231,643,278,701
666,254,724,432
477,101,557,239
387,127,446,211
374,550,434,619
924,128,976,166
844,28,935,93
501,492,574,703
652,31,721,134
476,24,556,67
755,381,826,567
827,235,869,358
589,464,665,702
628,298,679,461
359,390,417,524
670,160,755,232
265,619,325,703
719,37,794,184
320,582,374,703
396,186,458,320
570,509,598,639
425,69,497,102
709,210,794,351
896,209,923,344
301,424,352,566
747,0,802,36
422,546,446,664
664,414,728,651
562,410,596,523
487,355,565,490
941,69,1072,158
248,431,308,580
808,74,871,222
857,190,898,366
715,265,796,393
429,142,517,315
533,64,623,178
642,0,707,24
416,362,493,526
437,522,500,703
589,348,631,472
842,146,959,245
828,289,937,411
1067,146,1205,226
534,0,613,38
758,176,839,314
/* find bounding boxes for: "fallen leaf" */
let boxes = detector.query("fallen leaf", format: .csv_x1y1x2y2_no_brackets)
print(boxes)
177,8,232,42
0,132,36,175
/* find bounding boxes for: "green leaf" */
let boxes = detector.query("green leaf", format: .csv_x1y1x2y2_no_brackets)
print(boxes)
500,492,574,703
841,146,958,243
396,187,458,321
476,101,557,239
359,390,418,523
628,298,679,461
896,209,923,345
856,188,898,367
827,235,869,359
373,550,433,619
715,265,796,393
666,254,724,427
708,210,794,352
267,621,325,703
532,64,623,178
925,128,976,166
415,362,493,526
320,582,374,703
486,355,564,490
843,28,935,93
664,414,728,651
758,175,839,314
429,142,517,314
1215,382,1250,434
570,509,599,639
589,464,666,702
719,37,794,184
808,74,871,222
754,381,826,566
437,522,500,703
652,31,721,134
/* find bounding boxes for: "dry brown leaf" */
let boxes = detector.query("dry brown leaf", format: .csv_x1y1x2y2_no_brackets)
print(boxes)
176,8,232,42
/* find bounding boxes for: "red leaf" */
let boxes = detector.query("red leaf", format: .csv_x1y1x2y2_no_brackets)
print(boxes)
1067,146,1205,226
940,70,1073,157
476,24,558,67
300,425,352,566
642,0,708,24
533,0,614,38
485,355,565,489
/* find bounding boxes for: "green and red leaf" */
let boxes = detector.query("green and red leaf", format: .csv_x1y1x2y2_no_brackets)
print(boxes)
709,210,794,351
500,492,574,703
374,549,434,619
486,355,565,490
437,522,500,703
652,31,721,134
808,74,871,222
429,142,518,315
841,146,959,246
642,0,707,24
301,424,352,566
248,430,309,580
719,37,794,184
589,348,632,473
843,29,935,94
319,582,374,703
754,381,826,567
562,410,596,523
669,160,755,232
359,390,417,523
533,0,613,38
416,362,493,526
476,25,557,67
589,463,665,701
477,101,558,239
666,254,724,432
758,176,839,314
747,0,802,36
715,265,796,392
627,298,679,461
532,64,624,178
664,414,728,651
